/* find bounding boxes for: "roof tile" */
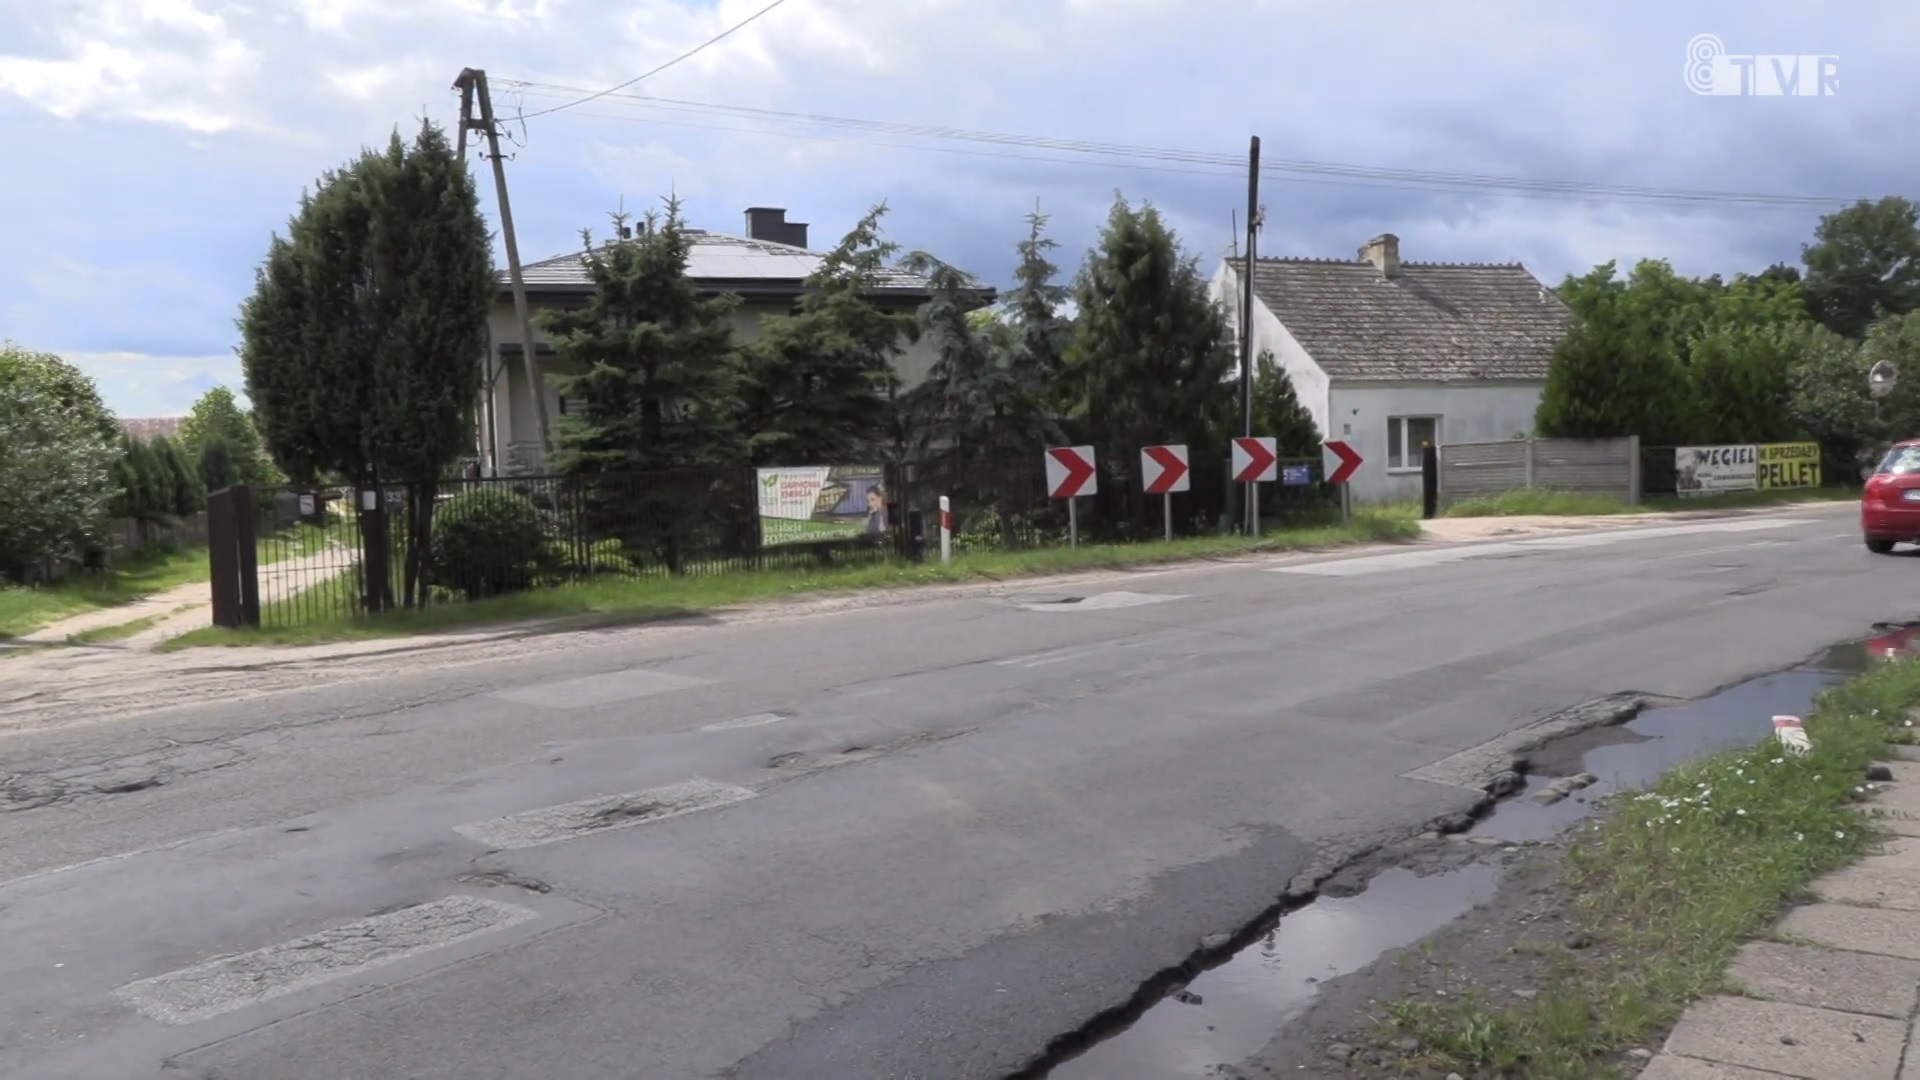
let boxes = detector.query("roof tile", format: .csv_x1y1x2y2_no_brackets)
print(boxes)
1240,256,1570,381
512,229,943,295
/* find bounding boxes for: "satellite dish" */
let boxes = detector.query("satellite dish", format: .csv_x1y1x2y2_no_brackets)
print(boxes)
1871,360,1898,400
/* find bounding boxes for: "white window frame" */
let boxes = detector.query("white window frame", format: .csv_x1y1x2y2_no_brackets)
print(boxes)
1386,415,1440,473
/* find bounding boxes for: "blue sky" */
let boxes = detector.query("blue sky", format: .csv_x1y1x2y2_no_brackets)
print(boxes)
1,0,1909,417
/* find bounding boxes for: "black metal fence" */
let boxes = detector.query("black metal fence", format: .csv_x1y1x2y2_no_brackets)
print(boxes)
212,455,1345,629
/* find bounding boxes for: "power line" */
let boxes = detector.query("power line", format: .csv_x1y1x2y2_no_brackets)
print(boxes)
516,0,796,121
497,78,1862,212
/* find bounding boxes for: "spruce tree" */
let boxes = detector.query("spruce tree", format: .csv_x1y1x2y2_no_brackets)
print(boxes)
538,200,743,571
738,204,916,465
541,201,743,474
1068,194,1235,518
151,435,207,516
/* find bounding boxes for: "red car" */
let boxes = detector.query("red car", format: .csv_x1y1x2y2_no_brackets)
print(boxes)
1862,441,1920,552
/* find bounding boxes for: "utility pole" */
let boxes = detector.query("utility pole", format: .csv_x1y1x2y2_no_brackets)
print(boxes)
452,75,502,477
1239,135,1262,535
455,67,552,464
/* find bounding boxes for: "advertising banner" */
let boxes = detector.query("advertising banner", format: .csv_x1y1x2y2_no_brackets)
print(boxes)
1757,442,1821,490
1674,445,1757,496
756,466,888,547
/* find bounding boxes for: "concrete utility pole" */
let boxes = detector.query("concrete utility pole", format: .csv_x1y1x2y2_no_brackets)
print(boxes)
454,67,552,463
1239,135,1262,535
452,76,502,476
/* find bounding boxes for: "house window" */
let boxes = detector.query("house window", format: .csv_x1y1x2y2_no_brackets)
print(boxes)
1387,416,1439,471
556,396,568,417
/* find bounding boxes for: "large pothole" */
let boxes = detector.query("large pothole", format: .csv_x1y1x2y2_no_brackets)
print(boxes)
1024,632,1882,1079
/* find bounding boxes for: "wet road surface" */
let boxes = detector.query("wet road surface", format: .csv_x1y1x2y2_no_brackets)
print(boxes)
0,504,1906,1079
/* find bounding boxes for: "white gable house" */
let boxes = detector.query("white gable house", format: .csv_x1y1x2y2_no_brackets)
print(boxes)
1210,233,1572,504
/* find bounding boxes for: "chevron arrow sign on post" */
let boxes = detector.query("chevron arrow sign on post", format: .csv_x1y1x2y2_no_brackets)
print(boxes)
1045,446,1097,499
1140,445,1190,494
1045,445,1097,549
1321,439,1362,485
1231,437,1278,484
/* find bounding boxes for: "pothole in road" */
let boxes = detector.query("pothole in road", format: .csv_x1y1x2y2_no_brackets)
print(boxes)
1025,629,1901,1079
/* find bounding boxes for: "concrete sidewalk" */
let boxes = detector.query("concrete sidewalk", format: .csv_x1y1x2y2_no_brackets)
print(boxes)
1640,750,1920,1080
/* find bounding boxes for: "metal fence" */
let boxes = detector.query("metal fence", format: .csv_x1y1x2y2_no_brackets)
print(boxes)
209,456,1347,629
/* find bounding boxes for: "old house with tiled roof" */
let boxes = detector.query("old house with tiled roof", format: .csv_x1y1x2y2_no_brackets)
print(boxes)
481,207,994,475
1210,233,1571,503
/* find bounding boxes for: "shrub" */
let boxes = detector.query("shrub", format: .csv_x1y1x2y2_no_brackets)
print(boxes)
548,537,641,578
428,489,547,600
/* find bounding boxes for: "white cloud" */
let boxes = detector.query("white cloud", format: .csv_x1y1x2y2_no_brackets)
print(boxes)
59,350,239,417
1,0,1910,415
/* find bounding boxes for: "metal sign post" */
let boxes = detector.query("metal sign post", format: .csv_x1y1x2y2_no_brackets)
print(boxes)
1068,498,1079,550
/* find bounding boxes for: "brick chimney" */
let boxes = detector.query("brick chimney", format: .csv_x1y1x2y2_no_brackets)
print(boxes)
744,207,809,249
1358,233,1401,279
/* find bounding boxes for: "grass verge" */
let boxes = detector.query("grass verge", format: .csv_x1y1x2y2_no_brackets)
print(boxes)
1444,486,1856,518
0,545,209,639
1383,658,1920,1079
162,512,1419,649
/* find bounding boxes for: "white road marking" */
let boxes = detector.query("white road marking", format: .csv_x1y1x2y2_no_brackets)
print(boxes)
1648,540,1786,561
453,778,757,850
1270,518,1809,577
1015,591,1187,612
700,713,786,732
491,669,711,709
114,895,537,1025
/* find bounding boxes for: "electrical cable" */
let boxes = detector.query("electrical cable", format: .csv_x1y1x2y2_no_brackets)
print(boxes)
515,0,797,120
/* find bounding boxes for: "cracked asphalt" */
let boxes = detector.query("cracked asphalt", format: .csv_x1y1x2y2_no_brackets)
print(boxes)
0,504,1908,1080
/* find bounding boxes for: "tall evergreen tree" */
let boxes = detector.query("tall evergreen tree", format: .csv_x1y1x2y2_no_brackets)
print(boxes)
197,436,240,494
1249,350,1321,459
1068,194,1235,517
538,201,743,572
1002,208,1073,419
738,204,916,465
151,435,207,517
240,118,492,610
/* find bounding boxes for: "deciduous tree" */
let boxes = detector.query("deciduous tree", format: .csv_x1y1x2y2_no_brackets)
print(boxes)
179,386,277,488
1802,196,1920,340
0,346,117,583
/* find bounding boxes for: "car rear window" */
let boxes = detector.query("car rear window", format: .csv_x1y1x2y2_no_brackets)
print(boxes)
1878,446,1920,475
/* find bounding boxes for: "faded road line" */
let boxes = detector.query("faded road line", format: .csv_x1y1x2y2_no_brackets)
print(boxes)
114,895,537,1025
453,778,757,850
1272,518,1808,577
491,669,712,709
701,713,786,732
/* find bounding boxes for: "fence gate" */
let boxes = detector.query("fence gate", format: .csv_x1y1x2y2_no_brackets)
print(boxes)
206,486,261,628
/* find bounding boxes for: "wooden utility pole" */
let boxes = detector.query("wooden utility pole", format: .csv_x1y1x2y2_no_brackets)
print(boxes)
1239,135,1262,535
455,67,552,462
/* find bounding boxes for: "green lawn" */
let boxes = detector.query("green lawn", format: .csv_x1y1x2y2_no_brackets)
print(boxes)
0,545,209,638
163,512,1420,649
1383,659,1920,1078
1444,486,1856,518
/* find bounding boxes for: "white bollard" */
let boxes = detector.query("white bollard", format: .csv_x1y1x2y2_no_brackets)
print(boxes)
938,495,952,565
1773,715,1813,756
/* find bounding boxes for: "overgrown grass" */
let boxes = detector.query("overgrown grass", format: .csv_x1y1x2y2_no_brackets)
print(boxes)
1641,486,1858,513
1384,658,1920,1079
163,512,1419,649
1444,486,1856,519
0,545,209,638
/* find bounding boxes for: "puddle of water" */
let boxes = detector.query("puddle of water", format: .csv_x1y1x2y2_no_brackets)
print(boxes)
1473,668,1841,843
1045,865,1500,1079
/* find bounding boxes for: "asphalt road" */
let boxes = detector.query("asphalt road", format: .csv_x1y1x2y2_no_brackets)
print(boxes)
0,504,1905,1080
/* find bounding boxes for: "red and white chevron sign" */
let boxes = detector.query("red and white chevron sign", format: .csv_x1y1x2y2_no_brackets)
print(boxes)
1140,444,1190,495
1045,445,1097,499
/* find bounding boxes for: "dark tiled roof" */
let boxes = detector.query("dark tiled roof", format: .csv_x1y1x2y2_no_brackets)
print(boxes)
509,229,967,299
1239,256,1570,381
120,417,182,439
